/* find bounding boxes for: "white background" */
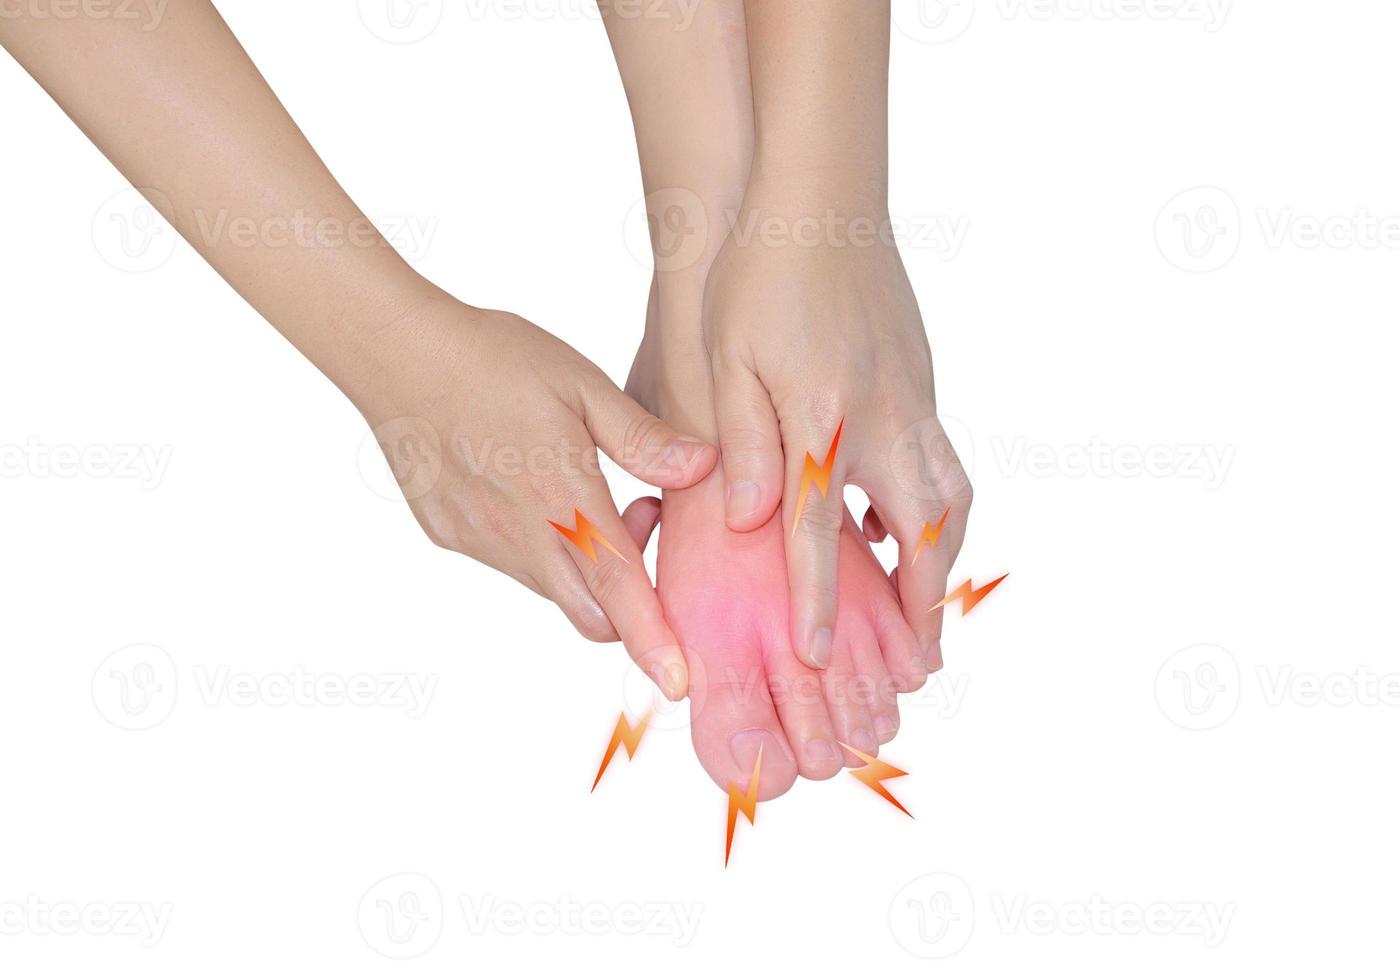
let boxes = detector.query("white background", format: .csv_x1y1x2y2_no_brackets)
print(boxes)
2,0,1397,975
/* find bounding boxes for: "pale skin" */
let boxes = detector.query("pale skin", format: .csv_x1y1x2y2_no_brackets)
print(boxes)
2,0,972,799
0,1,716,700
602,0,959,793
708,0,974,675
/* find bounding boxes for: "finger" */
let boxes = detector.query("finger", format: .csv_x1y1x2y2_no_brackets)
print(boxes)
582,382,717,489
545,487,688,702
876,494,971,674
783,415,847,670
620,495,661,552
712,359,783,531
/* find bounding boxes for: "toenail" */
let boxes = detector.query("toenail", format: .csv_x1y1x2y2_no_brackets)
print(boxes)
807,627,833,669
726,481,760,521
874,715,898,741
850,728,877,757
803,739,839,766
729,729,772,772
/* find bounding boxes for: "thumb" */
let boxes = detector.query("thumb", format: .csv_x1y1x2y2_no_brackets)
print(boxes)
712,359,783,531
584,383,717,488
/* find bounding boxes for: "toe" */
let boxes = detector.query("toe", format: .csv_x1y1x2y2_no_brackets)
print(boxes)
688,653,799,802
762,639,842,781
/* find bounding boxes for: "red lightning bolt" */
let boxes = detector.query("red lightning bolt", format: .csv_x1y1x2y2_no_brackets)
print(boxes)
791,419,844,536
910,507,951,566
932,574,1009,616
839,743,913,818
591,711,651,792
549,509,628,564
724,747,763,867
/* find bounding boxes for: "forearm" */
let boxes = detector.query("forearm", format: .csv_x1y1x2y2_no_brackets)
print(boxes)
602,0,753,284
0,2,434,388
742,0,890,202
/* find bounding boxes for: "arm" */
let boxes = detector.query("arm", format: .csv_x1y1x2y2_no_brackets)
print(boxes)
0,2,715,698
705,0,972,671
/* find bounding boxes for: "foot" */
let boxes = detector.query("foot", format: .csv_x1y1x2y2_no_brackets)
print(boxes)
653,465,926,801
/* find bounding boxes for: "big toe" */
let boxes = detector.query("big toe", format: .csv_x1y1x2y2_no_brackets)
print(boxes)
690,672,798,801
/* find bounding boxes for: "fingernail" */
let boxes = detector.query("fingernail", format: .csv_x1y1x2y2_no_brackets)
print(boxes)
649,650,688,701
874,715,899,742
909,655,930,680
808,627,833,669
730,728,777,773
726,480,760,522
925,639,944,673
803,738,839,767
850,728,878,758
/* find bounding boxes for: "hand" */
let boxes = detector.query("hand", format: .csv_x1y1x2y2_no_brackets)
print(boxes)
349,288,717,700
702,189,972,672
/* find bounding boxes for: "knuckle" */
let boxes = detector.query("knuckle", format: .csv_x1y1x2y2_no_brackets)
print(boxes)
584,554,632,608
793,502,844,542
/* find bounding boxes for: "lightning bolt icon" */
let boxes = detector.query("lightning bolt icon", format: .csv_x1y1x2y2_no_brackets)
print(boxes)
791,419,844,536
910,507,951,566
724,747,763,867
932,574,1009,616
549,509,628,564
591,711,651,792
839,743,913,818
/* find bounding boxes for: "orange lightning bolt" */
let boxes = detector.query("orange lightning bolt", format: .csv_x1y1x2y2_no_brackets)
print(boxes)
931,574,1009,616
724,747,763,867
549,509,628,564
839,743,913,818
910,507,951,566
591,711,651,792
791,419,844,536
